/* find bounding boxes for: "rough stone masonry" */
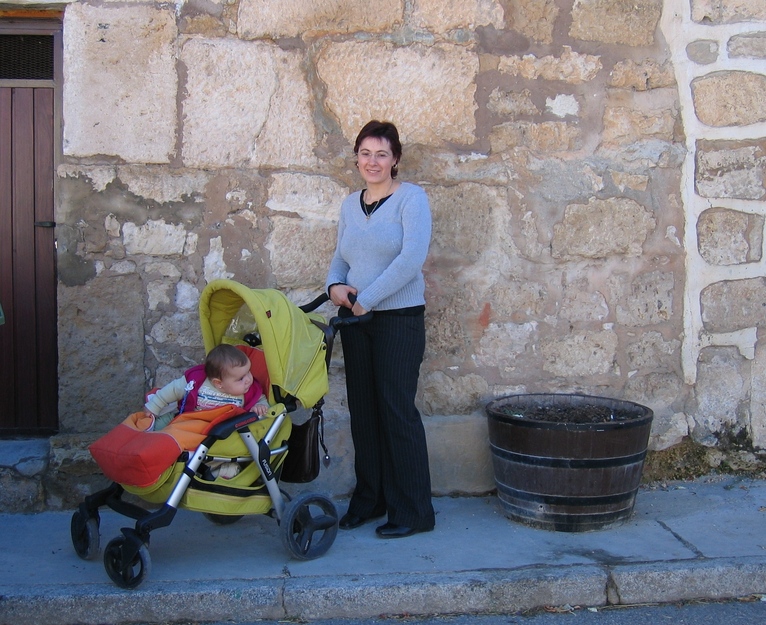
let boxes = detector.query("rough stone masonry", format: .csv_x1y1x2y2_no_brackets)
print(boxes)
1,0,765,512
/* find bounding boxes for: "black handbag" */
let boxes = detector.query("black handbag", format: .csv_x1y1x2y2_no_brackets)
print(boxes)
280,410,330,483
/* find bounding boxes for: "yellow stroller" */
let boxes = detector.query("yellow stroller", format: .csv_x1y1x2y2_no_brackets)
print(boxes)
70,279,347,589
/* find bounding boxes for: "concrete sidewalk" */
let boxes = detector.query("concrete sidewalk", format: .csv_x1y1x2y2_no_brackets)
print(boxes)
1,475,765,625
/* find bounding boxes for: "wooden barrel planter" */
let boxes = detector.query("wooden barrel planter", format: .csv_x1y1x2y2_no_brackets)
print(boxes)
486,393,653,532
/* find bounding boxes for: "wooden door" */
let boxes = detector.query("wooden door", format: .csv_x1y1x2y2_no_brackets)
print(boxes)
0,18,61,435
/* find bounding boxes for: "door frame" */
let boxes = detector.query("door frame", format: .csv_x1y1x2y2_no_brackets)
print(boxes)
0,13,63,435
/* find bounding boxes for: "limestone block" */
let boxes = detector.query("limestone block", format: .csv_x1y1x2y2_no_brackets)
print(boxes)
238,0,402,39
425,413,495,495
626,331,681,371
691,0,766,24
116,166,210,204
697,207,764,265
692,72,766,127
176,281,201,311
410,0,504,32
266,173,349,222
428,183,510,261
696,140,766,200
250,49,320,169
490,121,581,153
487,88,538,117
691,347,748,445
569,0,662,47
149,312,203,347
729,32,766,58
540,329,618,377
551,197,656,259
559,286,609,322
63,4,177,163
489,279,548,321
508,0,559,44
648,412,690,451
686,40,719,65
316,42,478,146
203,236,235,282
700,278,766,333
57,275,145,433
267,215,338,288
601,102,677,146
181,39,277,168
147,280,172,310
608,59,676,90
498,46,601,83
123,219,188,256
612,270,674,326
475,321,539,372
611,171,649,192
624,371,686,439
421,371,489,416
0,471,43,513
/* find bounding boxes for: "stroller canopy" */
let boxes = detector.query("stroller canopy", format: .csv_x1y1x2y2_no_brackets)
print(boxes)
199,279,329,409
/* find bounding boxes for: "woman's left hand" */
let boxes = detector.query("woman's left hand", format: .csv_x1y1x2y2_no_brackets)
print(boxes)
351,301,368,316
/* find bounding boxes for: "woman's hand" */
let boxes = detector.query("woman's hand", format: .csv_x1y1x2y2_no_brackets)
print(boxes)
351,301,368,316
329,283,358,309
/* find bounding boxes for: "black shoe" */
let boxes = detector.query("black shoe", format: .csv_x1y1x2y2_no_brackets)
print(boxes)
375,522,434,539
339,512,382,530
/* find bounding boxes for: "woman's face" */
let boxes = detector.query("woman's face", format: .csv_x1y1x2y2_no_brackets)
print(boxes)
357,137,397,186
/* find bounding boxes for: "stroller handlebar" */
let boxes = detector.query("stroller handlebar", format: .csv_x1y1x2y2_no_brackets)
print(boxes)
329,292,373,330
299,292,330,313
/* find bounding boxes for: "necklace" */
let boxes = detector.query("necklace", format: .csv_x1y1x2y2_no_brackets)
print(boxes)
362,179,394,220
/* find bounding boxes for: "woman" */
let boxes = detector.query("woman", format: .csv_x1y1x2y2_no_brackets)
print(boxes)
326,120,435,539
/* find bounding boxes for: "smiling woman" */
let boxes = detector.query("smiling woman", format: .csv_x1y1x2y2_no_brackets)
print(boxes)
325,120,435,539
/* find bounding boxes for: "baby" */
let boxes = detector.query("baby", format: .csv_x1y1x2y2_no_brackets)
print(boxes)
144,344,270,478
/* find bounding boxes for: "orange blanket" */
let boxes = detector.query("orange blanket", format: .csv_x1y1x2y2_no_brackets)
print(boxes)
89,405,245,488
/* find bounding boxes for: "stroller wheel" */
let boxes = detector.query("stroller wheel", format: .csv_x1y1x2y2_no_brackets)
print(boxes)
103,535,151,589
203,512,244,525
280,493,338,561
71,510,100,560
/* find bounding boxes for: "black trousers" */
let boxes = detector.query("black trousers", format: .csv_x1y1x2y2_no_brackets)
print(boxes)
340,310,435,529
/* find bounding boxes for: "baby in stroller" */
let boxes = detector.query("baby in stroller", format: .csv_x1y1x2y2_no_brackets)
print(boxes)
145,343,271,478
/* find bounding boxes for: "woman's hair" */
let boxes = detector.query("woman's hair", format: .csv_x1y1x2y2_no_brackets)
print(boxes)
354,120,402,179
204,344,249,380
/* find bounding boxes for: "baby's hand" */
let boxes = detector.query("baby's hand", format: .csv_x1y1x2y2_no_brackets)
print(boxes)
254,404,269,416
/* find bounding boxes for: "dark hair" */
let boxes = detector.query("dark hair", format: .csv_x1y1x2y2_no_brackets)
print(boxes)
205,344,249,380
354,120,402,179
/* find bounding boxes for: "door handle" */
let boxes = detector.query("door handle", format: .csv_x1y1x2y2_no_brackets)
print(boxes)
34,221,56,228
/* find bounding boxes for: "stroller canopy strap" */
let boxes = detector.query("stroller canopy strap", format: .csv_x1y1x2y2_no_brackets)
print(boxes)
199,279,329,409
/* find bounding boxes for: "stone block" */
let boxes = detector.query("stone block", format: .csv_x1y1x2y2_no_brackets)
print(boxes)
63,4,177,162
552,197,656,259
410,0,505,32
612,270,674,326
181,39,277,168
692,72,766,127
57,275,146,433
497,46,601,83
267,216,339,288
697,207,764,265
508,0,559,44
609,59,676,90
540,329,619,377
238,0,402,39
700,278,766,333
316,41,478,146
569,0,662,46
728,32,766,58
686,40,719,65
691,0,766,24
695,139,766,200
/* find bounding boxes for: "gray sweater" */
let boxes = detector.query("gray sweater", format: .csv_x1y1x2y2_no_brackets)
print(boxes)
325,182,431,312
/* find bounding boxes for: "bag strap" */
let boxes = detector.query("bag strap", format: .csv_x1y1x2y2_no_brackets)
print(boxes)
312,399,331,466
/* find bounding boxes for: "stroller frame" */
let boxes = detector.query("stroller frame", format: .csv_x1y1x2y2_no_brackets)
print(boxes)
70,281,362,589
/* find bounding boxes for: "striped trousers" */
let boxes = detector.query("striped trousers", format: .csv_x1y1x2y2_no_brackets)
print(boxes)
339,310,435,529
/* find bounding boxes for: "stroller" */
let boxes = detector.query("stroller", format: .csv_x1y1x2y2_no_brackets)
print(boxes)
70,279,357,589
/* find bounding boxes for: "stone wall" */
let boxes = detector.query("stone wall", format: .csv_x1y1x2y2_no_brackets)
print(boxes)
3,0,765,511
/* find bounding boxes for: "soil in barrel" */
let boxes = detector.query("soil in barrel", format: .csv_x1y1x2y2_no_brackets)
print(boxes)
496,403,636,424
